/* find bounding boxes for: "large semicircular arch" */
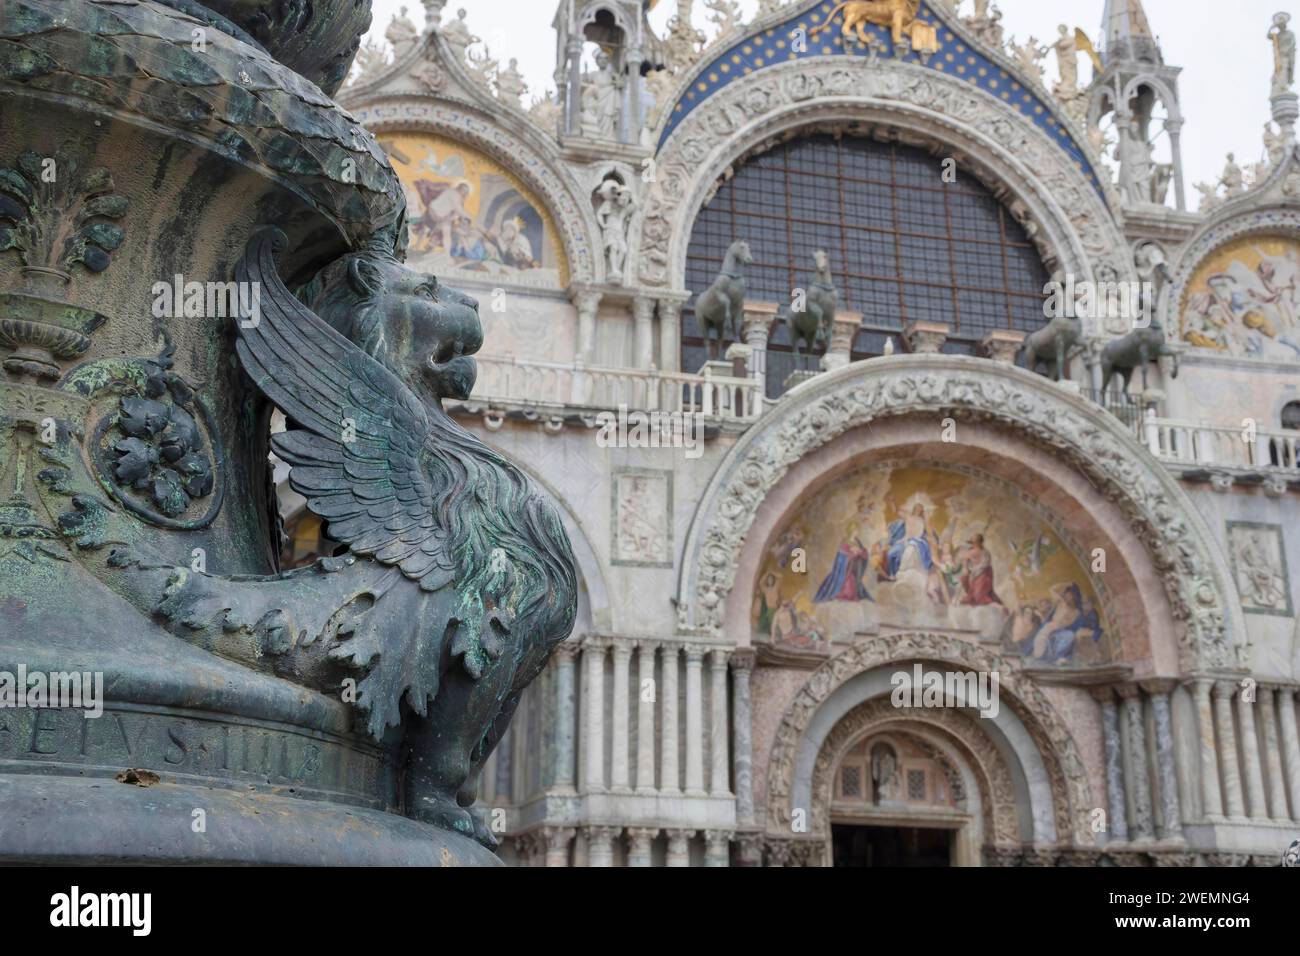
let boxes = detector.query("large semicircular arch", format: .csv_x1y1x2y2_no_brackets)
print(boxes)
676,354,1245,672
637,56,1129,293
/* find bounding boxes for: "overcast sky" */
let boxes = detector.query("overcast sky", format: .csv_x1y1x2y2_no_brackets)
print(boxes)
364,0,1291,194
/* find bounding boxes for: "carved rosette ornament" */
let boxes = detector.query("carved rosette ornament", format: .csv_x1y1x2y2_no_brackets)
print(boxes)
679,355,1241,672
87,344,221,529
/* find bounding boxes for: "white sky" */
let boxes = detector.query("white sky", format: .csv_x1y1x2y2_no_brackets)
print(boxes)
365,0,1293,191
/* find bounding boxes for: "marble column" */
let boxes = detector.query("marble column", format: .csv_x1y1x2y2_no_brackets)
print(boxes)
610,640,633,793
741,302,778,384
665,829,693,867
1166,118,1187,212
1277,686,1300,821
632,295,656,371
660,643,681,794
658,299,682,373
583,637,607,793
1141,680,1182,840
627,827,658,867
584,825,618,867
1190,678,1223,820
704,830,732,867
552,641,579,794
494,727,513,805
1236,683,1268,820
564,37,583,137
1213,681,1246,819
543,826,575,867
635,641,658,794
684,644,707,797
1092,687,1128,841
624,51,643,144
1259,686,1290,821
709,647,731,796
571,290,602,405
1118,685,1154,841
821,312,862,371
731,649,756,825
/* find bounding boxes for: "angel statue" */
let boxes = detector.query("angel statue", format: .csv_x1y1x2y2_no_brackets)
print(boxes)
1052,25,1101,100
385,6,420,61
1270,12,1296,96
127,229,578,846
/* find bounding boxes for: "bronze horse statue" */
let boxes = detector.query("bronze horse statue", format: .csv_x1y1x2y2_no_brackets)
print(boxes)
1101,320,1180,395
1021,313,1083,381
784,249,838,358
696,240,753,360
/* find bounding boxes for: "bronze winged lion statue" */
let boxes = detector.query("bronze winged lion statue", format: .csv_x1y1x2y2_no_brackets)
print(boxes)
120,229,577,847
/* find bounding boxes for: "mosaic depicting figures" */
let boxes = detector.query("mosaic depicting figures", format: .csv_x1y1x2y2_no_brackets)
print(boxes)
1180,235,1300,360
753,465,1112,665
382,132,568,290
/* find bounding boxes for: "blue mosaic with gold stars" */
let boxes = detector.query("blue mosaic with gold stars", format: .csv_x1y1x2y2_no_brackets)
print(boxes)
658,0,1103,197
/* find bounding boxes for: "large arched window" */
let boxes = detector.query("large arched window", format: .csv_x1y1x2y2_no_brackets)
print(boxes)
682,133,1051,396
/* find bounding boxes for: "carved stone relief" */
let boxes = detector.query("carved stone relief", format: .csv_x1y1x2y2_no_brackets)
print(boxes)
611,468,672,568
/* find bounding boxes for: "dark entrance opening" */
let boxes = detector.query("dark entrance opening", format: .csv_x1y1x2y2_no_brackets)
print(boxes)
831,824,953,867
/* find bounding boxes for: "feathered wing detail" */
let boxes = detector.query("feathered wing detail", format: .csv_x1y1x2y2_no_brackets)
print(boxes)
233,229,453,593
232,229,469,737
1074,28,1103,73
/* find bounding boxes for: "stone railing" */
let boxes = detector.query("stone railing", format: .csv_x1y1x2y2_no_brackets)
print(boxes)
468,355,765,423
1144,413,1300,475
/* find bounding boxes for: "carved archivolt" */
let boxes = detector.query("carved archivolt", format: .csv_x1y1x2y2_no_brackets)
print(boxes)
809,702,1022,848
765,633,1092,846
638,56,1129,291
676,355,1244,670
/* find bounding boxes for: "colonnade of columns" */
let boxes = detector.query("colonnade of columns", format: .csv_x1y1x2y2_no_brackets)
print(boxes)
1093,681,1185,842
514,825,736,867
1095,679,1300,844
505,636,754,866
563,636,749,800
572,292,686,374
1188,678,1300,825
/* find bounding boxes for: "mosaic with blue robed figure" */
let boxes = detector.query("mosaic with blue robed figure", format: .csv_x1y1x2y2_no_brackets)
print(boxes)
753,463,1115,666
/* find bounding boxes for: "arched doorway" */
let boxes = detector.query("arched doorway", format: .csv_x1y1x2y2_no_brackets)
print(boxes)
826,724,979,867
763,633,1091,867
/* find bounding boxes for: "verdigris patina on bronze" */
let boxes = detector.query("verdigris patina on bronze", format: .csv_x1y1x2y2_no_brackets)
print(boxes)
0,0,576,865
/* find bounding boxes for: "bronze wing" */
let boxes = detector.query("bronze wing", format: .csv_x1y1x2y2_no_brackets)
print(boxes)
233,228,456,593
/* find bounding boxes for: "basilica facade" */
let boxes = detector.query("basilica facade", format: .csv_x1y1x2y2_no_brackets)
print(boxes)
329,0,1300,866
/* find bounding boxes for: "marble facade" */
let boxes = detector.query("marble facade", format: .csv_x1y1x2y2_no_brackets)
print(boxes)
327,0,1300,866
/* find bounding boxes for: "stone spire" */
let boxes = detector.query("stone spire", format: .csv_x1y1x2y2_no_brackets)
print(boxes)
1089,0,1185,210
1101,0,1161,65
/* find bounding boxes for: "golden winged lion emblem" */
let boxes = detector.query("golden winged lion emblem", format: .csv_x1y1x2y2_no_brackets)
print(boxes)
810,0,937,53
